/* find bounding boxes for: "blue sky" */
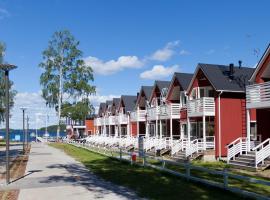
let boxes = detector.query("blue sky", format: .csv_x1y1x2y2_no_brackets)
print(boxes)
0,0,269,128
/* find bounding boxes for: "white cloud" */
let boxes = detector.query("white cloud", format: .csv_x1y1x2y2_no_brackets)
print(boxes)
84,55,144,75
205,49,215,55
0,8,10,20
179,50,191,55
140,65,180,80
0,91,120,129
0,91,58,129
150,40,180,61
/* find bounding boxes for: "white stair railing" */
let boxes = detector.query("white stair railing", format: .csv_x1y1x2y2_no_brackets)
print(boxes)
253,138,270,168
227,137,248,163
185,139,198,157
171,138,187,155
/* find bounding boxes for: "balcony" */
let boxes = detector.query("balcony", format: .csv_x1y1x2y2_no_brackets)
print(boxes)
94,117,104,126
109,116,116,125
130,110,146,122
117,114,128,124
147,106,160,121
159,103,181,119
246,81,270,109
187,97,215,117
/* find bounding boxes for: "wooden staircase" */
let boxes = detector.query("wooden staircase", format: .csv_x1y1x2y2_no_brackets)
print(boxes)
229,151,270,171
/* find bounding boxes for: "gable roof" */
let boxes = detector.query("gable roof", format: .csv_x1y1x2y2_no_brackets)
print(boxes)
112,98,120,114
105,100,113,112
149,80,171,101
120,95,137,112
250,43,270,82
187,63,254,93
98,103,106,116
142,86,153,100
136,86,153,107
173,72,193,91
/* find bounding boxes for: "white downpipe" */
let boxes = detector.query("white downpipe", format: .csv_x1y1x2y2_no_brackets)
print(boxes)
246,109,251,151
127,113,130,136
155,120,158,137
160,120,163,138
218,91,223,159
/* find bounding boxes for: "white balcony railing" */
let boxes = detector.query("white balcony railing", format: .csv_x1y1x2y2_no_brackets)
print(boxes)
147,106,160,121
159,103,181,119
187,97,215,117
130,110,146,122
246,81,270,109
109,116,116,125
117,114,128,124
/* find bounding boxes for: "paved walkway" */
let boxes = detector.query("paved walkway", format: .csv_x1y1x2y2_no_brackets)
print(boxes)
0,143,141,200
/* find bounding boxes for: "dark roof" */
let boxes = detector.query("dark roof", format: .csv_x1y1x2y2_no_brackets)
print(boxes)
197,63,254,92
174,73,193,90
121,95,137,112
112,98,120,114
112,98,120,107
141,86,153,100
98,103,106,116
155,80,171,91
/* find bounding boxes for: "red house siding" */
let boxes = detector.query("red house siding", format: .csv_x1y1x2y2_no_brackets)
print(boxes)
85,119,95,135
131,122,137,137
255,52,270,83
180,109,187,120
215,98,247,157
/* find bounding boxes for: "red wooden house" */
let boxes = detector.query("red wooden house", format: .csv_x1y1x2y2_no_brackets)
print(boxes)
130,86,153,137
186,63,255,159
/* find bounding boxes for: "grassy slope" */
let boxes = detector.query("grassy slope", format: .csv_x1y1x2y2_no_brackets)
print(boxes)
50,143,247,200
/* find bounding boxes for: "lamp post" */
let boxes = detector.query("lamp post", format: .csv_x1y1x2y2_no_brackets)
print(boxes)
26,115,29,148
0,63,17,185
20,107,27,153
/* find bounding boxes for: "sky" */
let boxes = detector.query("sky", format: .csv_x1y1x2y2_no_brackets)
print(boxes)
0,0,269,129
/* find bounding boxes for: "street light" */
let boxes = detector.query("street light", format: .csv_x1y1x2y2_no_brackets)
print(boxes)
20,107,27,153
0,63,17,185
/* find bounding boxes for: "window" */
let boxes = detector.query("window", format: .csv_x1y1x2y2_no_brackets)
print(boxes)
198,87,214,98
190,88,197,100
181,124,187,138
250,122,257,141
180,92,187,106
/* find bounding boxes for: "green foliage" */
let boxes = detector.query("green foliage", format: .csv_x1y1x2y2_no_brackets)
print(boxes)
61,98,94,121
0,42,17,123
39,124,66,132
39,30,95,122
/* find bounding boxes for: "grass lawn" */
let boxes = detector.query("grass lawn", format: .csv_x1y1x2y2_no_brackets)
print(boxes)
50,143,249,200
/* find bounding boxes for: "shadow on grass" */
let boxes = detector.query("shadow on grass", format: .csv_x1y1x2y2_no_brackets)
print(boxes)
49,143,250,200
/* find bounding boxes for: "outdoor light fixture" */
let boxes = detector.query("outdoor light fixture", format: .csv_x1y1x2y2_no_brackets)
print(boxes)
0,63,17,185
20,107,27,153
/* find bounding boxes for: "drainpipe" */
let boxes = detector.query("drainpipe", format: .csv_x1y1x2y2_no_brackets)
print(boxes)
218,91,224,160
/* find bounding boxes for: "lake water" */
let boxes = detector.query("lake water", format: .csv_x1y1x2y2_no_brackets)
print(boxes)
0,130,66,142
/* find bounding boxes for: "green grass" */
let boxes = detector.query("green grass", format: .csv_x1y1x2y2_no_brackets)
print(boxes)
50,143,249,200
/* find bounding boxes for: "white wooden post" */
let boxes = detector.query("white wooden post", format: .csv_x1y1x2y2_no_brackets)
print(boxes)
109,124,111,137
156,120,158,137
160,120,163,138
187,117,190,143
127,114,130,136
246,109,251,151
203,115,206,150
146,121,149,137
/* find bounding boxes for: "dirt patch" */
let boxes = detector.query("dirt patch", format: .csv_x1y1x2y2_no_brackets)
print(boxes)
0,146,30,200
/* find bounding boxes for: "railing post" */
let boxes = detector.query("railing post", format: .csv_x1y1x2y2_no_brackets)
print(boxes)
223,169,228,189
